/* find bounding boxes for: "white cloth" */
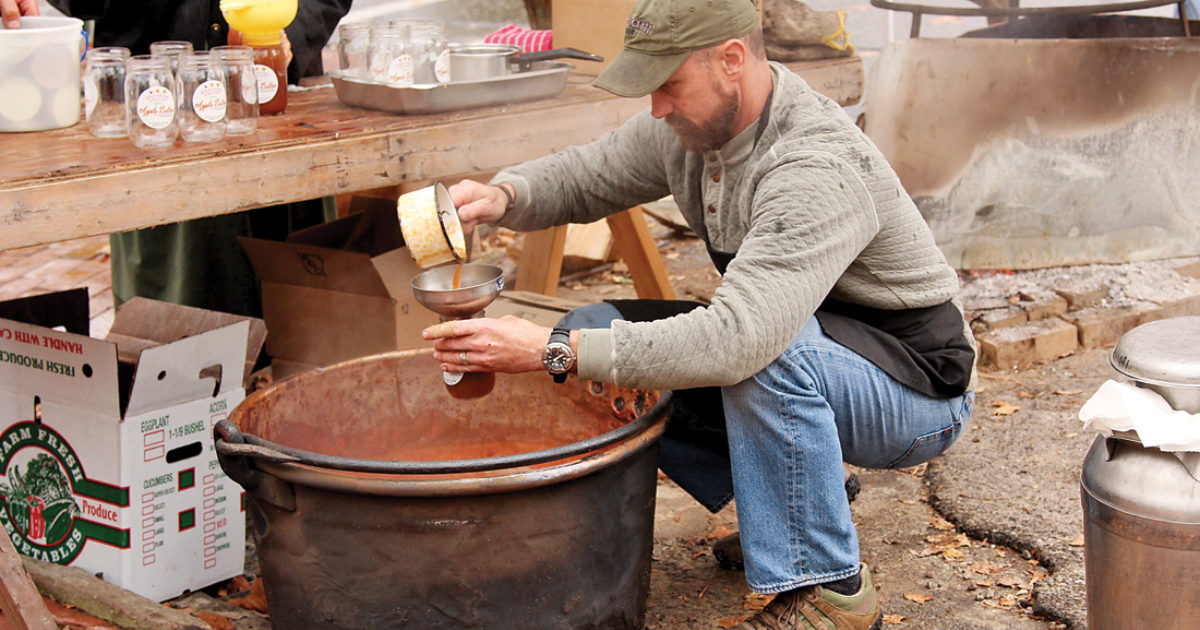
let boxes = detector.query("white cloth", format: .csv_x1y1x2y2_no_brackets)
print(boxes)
1080,379,1200,452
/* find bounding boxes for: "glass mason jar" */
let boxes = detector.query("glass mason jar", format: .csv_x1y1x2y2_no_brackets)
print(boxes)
125,54,177,148
211,45,258,136
337,22,371,79
176,51,227,142
148,40,194,80
367,22,413,86
394,20,449,84
83,46,131,138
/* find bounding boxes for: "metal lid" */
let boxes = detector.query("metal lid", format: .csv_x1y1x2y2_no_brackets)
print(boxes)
1110,316,1200,388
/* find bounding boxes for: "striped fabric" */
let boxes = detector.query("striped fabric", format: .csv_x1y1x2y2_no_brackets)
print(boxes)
484,24,553,52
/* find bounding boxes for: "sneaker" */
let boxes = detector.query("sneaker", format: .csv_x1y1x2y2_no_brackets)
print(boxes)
714,472,861,571
735,563,882,630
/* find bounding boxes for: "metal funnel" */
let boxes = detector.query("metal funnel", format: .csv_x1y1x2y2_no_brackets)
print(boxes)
411,263,504,319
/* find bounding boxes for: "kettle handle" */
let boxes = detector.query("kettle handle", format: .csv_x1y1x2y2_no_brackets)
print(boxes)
213,420,297,511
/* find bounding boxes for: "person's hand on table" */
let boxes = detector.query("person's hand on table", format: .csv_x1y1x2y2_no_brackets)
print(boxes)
448,179,513,234
1,0,39,29
423,316,550,374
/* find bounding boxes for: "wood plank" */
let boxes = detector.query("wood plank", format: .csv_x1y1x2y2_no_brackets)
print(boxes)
607,207,676,300
515,225,569,294
0,533,56,630
21,557,208,630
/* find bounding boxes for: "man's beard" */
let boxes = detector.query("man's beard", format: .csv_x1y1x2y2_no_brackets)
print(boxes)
666,81,740,153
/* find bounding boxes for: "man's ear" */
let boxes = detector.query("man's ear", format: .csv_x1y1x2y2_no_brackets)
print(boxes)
715,38,748,79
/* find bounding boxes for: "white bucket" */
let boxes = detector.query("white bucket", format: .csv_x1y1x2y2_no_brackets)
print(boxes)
0,16,84,132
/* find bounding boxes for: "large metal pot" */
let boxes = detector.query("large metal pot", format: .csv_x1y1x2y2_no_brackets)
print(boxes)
214,349,670,630
448,44,601,81
1081,316,1200,629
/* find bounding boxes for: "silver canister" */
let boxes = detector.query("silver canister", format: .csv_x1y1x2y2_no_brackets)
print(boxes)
176,51,227,143
1081,316,1200,629
83,46,131,138
125,54,177,148
210,46,258,136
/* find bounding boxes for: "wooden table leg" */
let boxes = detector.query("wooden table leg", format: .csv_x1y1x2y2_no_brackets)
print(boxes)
607,207,676,300
515,225,569,294
0,531,56,630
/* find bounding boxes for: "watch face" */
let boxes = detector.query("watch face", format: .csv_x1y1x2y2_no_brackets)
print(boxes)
543,343,574,374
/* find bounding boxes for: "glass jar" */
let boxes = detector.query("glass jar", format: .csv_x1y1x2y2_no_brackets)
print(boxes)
176,51,227,142
211,45,258,136
394,20,449,84
125,54,177,148
367,22,413,86
148,40,193,80
83,46,130,138
228,29,288,115
337,22,370,79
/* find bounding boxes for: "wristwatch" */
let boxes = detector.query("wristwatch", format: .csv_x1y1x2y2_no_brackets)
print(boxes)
541,327,576,383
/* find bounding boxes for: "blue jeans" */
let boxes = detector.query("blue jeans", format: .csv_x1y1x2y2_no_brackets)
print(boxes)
559,303,974,593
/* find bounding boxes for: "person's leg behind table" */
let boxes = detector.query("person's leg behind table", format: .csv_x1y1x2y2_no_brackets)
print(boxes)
722,315,973,629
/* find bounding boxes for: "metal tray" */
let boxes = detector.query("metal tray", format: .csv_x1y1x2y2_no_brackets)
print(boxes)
329,61,573,115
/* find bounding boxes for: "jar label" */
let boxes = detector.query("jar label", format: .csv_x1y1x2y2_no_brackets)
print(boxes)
434,49,451,83
241,76,258,106
192,80,227,122
387,55,414,86
253,63,279,104
83,77,98,117
136,86,176,130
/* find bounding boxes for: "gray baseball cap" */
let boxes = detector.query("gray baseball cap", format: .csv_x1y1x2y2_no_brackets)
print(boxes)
593,0,760,98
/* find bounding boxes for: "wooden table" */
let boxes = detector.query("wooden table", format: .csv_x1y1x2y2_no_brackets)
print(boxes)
0,73,649,252
0,58,863,295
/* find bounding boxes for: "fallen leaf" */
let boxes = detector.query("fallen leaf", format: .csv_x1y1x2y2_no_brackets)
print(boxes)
928,516,955,531
883,613,907,624
707,524,736,540
990,401,1020,417
1017,390,1035,398
229,577,269,613
1054,389,1083,396
195,610,235,630
903,592,933,604
1069,533,1085,547
897,499,916,505
967,560,1009,574
719,616,749,628
743,592,773,611
975,579,995,587
941,547,965,559
997,575,1027,589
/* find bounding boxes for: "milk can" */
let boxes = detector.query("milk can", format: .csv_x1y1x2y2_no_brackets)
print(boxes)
1081,316,1200,629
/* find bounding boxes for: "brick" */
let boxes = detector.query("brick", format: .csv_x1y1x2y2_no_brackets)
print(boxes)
1062,302,1162,349
1157,282,1200,319
1054,283,1109,311
1174,260,1200,280
978,306,1027,331
1021,295,1068,322
976,318,1079,369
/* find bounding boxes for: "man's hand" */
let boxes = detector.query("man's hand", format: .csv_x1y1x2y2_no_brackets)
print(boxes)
422,316,549,374
1,0,39,29
448,179,512,234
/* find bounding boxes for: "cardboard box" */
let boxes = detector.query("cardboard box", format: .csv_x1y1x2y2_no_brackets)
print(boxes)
552,0,766,76
240,199,441,380
0,291,265,602
552,0,637,75
488,290,587,327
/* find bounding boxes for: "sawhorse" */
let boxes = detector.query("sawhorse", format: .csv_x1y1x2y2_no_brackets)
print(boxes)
515,206,677,299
